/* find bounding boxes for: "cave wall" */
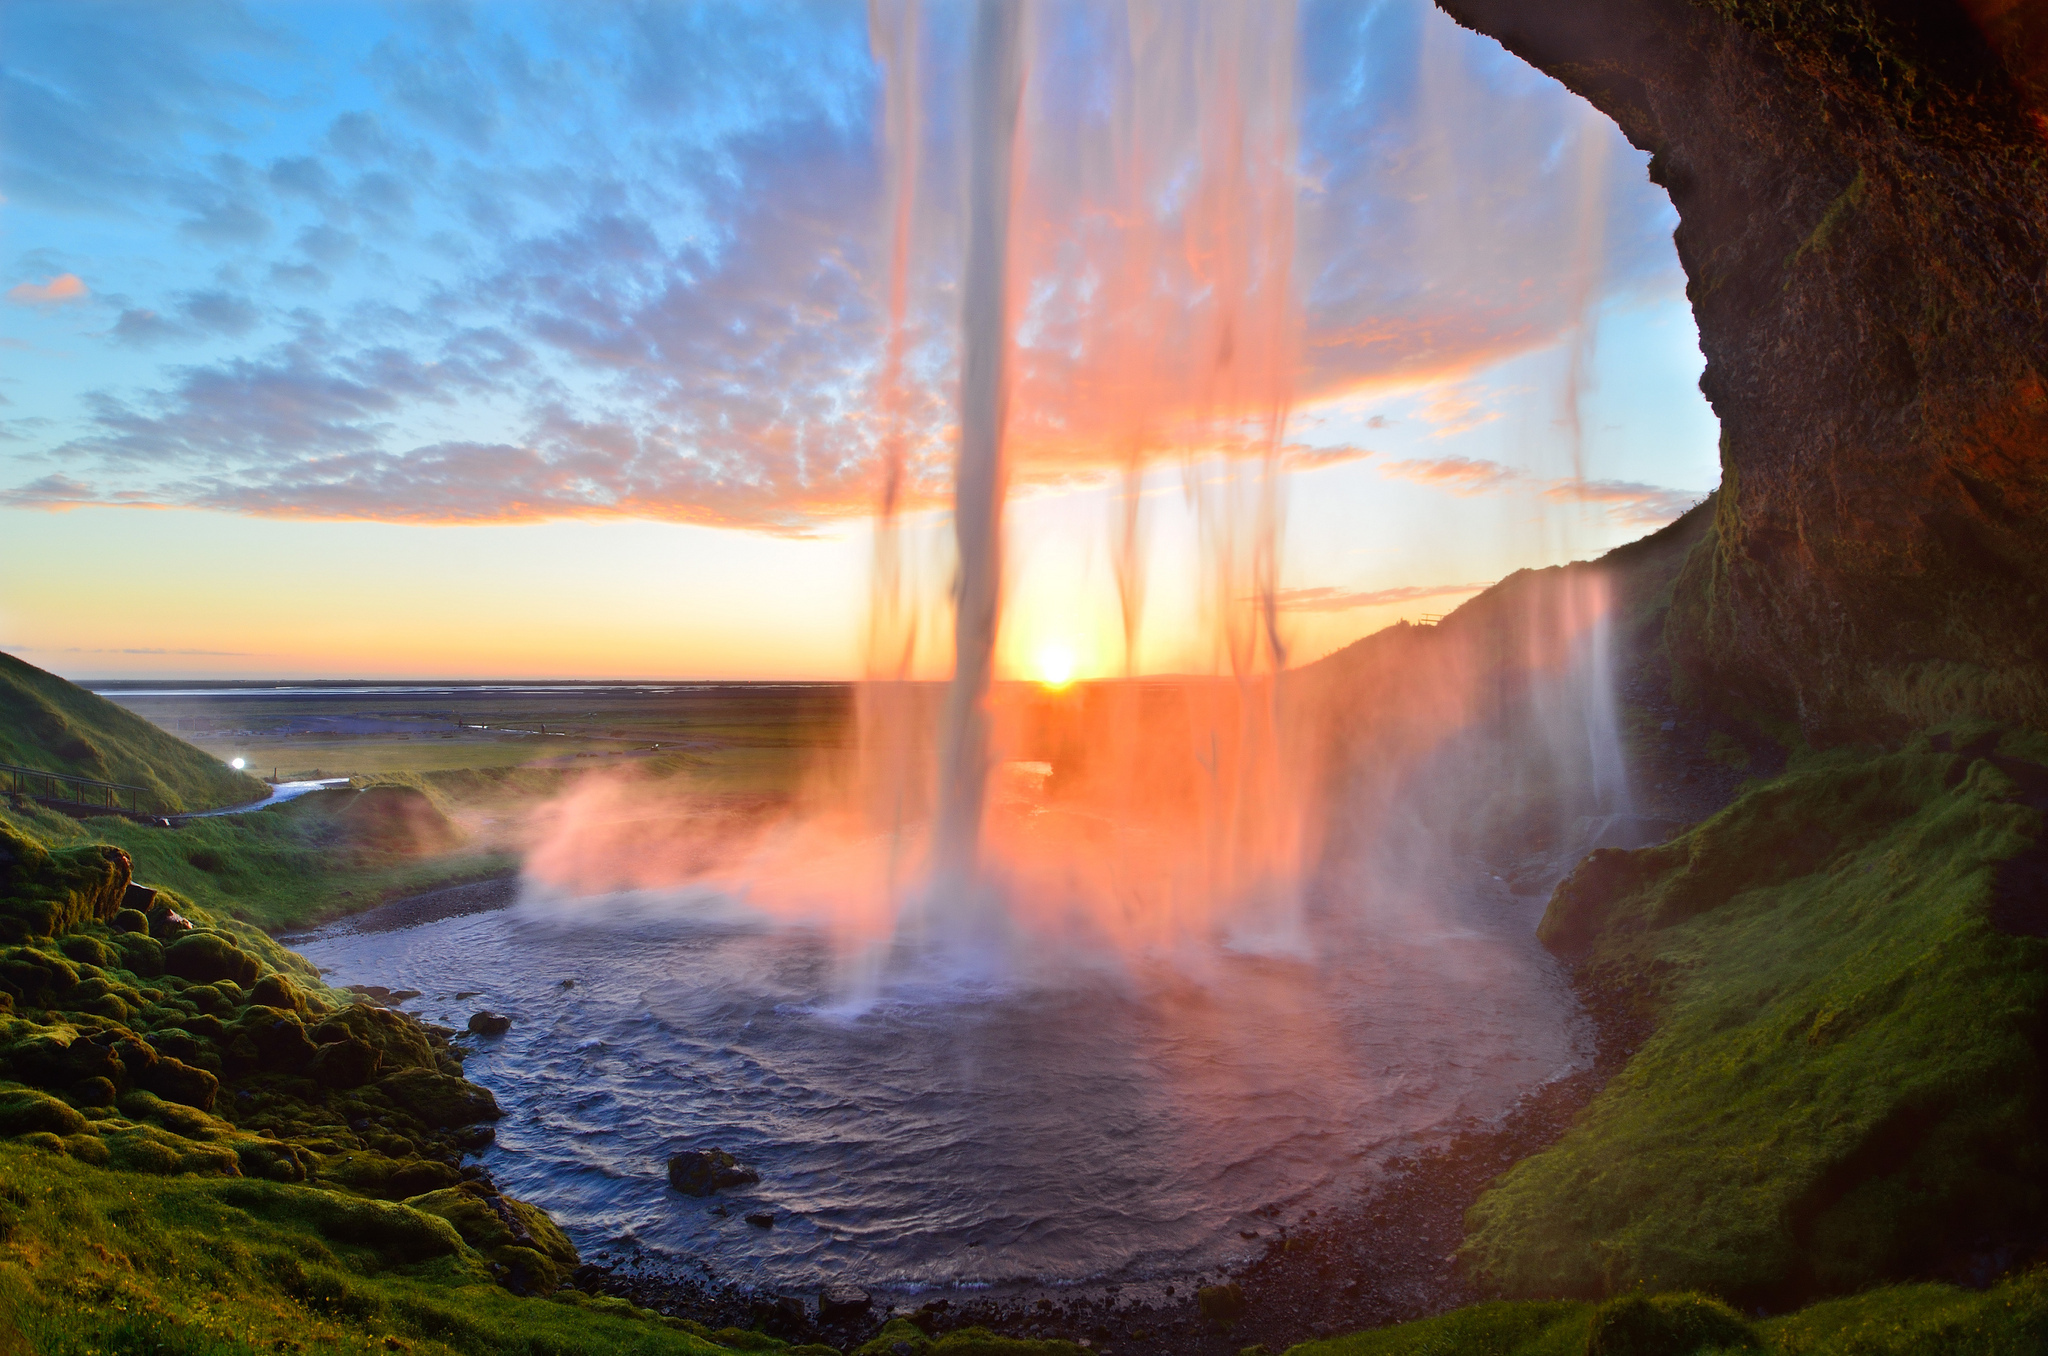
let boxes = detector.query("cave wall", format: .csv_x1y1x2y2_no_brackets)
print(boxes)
1436,0,2048,737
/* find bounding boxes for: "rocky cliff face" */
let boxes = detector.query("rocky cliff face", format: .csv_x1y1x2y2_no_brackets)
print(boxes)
1437,0,2048,738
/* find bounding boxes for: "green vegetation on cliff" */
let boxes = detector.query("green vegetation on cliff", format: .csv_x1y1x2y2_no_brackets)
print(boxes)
1461,726,2048,1303
1283,1271,2048,1356
2,785,506,933
0,651,266,813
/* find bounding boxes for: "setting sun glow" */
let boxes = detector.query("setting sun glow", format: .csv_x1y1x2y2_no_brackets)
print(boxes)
1037,644,1078,690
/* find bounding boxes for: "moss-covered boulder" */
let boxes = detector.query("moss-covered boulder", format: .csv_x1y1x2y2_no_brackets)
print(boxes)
309,1036,382,1088
0,821,130,942
140,1055,219,1110
0,1085,87,1136
313,1003,438,1073
1585,1293,1758,1355
162,932,261,986
378,1066,500,1127
404,1183,579,1294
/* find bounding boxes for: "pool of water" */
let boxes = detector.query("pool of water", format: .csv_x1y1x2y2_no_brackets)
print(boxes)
293,866,1585,1293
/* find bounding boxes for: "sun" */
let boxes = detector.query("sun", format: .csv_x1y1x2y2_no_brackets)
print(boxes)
1036,643,1077,690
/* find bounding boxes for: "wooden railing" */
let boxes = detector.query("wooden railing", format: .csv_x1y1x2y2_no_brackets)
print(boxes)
0,762,160,816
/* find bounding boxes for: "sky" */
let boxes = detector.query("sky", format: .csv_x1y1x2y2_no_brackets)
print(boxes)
0,0,1719,681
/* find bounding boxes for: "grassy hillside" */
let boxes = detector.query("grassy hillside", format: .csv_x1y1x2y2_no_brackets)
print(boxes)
1456,725,2048,1306
0,651,267,813
0,790,508,934
1282,1274,2048,1356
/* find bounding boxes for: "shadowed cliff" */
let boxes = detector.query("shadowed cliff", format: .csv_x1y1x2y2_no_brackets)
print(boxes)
1436,0,2048,738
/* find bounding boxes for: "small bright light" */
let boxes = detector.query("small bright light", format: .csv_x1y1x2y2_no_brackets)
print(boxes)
230,758,245,770
1036,644,1077,690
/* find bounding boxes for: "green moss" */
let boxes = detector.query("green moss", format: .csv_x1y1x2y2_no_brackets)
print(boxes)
1282,1270,2048,1355
1467,732,2048,1302
0,798,513,932
0,1142,737,1356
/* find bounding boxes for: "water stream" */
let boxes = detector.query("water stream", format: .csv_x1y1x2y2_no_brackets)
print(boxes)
293,851,1584,1293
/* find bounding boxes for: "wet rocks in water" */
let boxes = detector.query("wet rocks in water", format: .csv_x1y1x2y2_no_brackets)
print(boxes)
345,984,422,1005
745,1211,775,1229
667,1146,760,1196
820,1285,872,1323
466,1010,511,1036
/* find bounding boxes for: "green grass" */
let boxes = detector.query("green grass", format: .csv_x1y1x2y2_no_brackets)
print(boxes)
0,1140,738,1356
1281,1272,2048,1355
0,652,265,813
0,796,512,933
1464,726,2048,1303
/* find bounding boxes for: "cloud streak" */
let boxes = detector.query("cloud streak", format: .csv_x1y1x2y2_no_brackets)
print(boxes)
1376,455,1702,526
1272,580,1493,613
7,274,88,307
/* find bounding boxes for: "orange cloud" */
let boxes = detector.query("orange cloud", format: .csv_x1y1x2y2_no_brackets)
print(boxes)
7,274,89,307
1272,580,1493,613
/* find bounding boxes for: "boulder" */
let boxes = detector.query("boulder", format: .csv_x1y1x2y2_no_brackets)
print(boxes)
403,1183,579,1295
0,824,130,940
309,1037,382,1089
67,1076,116,1108
314,1004,437,1073
667,1146,761,1197
233,1008,319,1073
162,932,260,986
378,1066,501,1127
111,931,164,977
0,1087,87,1136
247,973,308,1016
467,1010,511,1036
0,949,79,1003
142,1056,220,1111
57,934,118,969
146,901,194,940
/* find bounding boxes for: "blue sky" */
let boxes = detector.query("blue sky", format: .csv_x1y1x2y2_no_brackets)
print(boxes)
0,0,1717,678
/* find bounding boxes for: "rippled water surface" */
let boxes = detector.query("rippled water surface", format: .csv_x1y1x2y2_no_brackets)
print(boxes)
294,874,1584,1291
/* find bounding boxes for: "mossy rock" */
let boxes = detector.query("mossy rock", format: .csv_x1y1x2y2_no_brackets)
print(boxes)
324,1148,462,1199
104,1124,239,1176
162,932,262,986
0,1084,87,1136
404,1183,579,1293
231,1007,319,1074
56,933,119,970
1584,1292,1758,1354
377,1066,500,1127
313,1003,438,1074
111,931,164,978
309,1036,382,1088
211,1178,468,1265
140,1055,219,1111
118,1089,230,1139
247,973,310,1016
0,821,131,942
0,946,79,1002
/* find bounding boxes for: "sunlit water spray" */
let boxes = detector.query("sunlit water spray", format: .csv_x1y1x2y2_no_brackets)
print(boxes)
297,0,1641,1294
